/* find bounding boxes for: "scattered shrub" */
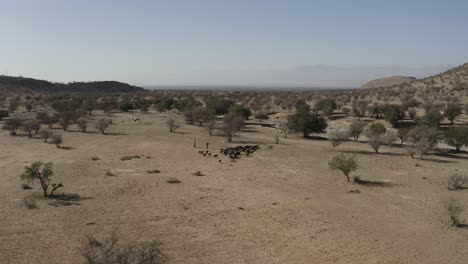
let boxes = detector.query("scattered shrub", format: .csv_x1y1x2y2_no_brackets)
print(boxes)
23,195,37,209
121,155,141,161
40,128,53,143
147,169,161,174
105,170,116,177
95,118,111,134
446,198,465,227
76,118,88,132
167,178,182,184
447,172,467,190
51,134,63,148
81,231,167,264
193,171,204,176
166,118,180,133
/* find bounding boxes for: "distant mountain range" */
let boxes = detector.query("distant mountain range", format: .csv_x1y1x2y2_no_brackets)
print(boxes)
0,75,145,94
150,65,453,88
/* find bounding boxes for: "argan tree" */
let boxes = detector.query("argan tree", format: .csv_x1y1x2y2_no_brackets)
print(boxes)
445,103,462,125
2,118,22,135
222,112,244,142
444,126,468,152
21,161,63,197
40,128,53,143
328,129,349,150
348,120,366,141
287,103,327,138
407,126,440,159
328,153,358,182
95,118,111,134
166,118,180,133
21,120,40,138
382,104,405,127
76,118,88,132
51,134,63,148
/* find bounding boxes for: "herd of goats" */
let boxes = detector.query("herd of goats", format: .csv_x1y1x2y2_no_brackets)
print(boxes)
198,145,261,160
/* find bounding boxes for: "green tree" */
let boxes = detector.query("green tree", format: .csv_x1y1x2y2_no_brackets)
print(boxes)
445,126,468,152
348,121,366,141
21,161,63,197
287,110,327,138
328,153,358,182
315,98,337,117
417,108,442,127
365,123,387,137
383,104,405,127
229,104,252,120
445,103,462,125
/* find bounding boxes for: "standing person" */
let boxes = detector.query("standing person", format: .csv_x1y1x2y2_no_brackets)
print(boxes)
206,142,209,149
193,139,197,148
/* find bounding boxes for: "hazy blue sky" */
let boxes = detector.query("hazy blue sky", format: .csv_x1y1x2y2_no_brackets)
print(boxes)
0,0,467,87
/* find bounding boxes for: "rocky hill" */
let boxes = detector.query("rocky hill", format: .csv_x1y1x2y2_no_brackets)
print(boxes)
408,63,468,91
0,75,145,94
361,76,416,89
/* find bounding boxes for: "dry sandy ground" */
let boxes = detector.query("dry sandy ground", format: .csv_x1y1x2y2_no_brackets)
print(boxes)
1,111,468,264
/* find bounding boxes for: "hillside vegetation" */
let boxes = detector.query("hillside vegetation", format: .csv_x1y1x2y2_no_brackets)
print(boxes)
0,75,145,94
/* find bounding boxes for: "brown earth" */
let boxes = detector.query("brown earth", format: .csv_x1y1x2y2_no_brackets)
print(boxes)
1,111,468,264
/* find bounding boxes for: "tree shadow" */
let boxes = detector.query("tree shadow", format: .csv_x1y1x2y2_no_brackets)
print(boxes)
434,151,468,161
67,130,98,134
304,135,328,141
58,146,75,150
338,149,407,157
354,178,399,188
240,128,259,133
173,131,191,135
230,140,265,145
420,157,458,164
104,132,128,136
47,193,93,207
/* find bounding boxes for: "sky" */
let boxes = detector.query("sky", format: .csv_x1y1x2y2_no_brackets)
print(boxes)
0,0,467,87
